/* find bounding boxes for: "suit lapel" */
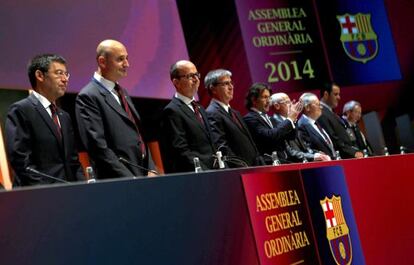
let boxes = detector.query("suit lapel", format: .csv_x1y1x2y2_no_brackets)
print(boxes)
252,111,272,128
29,95,63,147
173,98,207,132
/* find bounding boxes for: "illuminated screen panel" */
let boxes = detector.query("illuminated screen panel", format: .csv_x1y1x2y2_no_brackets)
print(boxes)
234,0,331,93
0,0,188,99
316,0,401,85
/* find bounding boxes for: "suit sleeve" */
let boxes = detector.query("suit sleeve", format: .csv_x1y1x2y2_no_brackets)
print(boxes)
5,105,36,185
75,92,132,178
62,113,85,181
318,114,358,157
243,115,295,143
285,140,315,162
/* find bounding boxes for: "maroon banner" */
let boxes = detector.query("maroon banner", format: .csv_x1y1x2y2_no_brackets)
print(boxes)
242,170,319,265
234,0,330,92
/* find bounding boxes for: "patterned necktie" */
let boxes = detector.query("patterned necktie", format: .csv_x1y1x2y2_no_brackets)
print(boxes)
315,122,333,147
114,84,146,158
49,103,61,139
229,108,242,129
191,101,205,126
260,112,273,128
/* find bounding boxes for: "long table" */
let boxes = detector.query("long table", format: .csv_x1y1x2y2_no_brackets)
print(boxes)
0,154,412,264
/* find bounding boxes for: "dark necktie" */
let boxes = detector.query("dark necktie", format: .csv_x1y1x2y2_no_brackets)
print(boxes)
191,101,205,126
114,84,146,158
352,125,366,148
229,108,242,129
315,122,333,147
50,103,61,139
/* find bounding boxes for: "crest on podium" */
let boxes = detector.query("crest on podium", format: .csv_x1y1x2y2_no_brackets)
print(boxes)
320,195,353,265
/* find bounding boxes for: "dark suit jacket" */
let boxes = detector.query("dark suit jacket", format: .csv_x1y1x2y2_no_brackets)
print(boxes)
342,117,373,156
206,101,263,167
318,106,360,158
272,114,316,162
76,79,154,179
5,93,82,186
298,115,336,158
243,111,295,163
160,97,216,173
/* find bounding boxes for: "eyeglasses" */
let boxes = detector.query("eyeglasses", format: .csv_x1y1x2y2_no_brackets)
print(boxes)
48,70,70,79
311,102,322,109
177,72,201,80
215,81,234,87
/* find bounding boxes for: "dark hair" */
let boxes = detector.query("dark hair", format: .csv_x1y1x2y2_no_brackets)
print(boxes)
204,69,232,96
320,81,337,97
27,54,66,89
245,82,272,110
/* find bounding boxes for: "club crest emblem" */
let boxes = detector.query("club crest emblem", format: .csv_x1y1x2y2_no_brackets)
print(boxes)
337,13,378,63
320,195,352,265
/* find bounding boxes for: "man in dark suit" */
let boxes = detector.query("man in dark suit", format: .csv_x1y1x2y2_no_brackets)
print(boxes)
205,70,263,167
243,83,299,164
342,100,373,156
297,93,337,159
76,39,155,179
5,54,83,186
318,82,363,159
271,92,331,162
160,60,216,173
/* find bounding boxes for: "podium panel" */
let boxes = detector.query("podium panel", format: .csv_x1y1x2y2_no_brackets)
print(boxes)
0,154,413,264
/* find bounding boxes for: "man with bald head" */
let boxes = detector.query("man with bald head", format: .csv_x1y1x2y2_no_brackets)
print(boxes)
76,39,155,179
160,60,216,173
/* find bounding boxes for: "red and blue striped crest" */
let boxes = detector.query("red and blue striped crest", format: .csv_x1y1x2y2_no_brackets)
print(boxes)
321,196,353,265
337,13,378,63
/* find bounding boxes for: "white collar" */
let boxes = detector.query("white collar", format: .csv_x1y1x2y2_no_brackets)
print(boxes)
32,90,53,109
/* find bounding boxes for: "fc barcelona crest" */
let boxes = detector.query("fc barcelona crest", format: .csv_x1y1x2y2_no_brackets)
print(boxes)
337,13,378,63
320,196,352,265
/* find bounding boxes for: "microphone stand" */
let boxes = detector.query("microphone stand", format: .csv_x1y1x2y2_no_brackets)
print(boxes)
26,167,69,184
119,157,159,175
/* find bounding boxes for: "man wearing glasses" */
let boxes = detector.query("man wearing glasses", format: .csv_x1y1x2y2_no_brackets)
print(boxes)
160,60,216,173
205,69,263,167
5,54,83,186
297,92,337,159
271,92,331,162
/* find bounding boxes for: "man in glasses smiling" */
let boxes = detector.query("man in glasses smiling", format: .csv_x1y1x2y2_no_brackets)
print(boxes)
5,54,83,186
160,60,216,173
205,69,264,167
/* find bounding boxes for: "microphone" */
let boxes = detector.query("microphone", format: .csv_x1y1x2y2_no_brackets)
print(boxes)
264,153,291,164
25,167,69,184
213,151,226,169
118,157,159,175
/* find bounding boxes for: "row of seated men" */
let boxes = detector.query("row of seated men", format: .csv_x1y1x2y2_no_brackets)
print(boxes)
3,39,372,187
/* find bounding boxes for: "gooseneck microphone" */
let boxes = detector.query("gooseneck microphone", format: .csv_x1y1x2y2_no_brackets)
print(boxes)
25,167,69,184
118,157,159,175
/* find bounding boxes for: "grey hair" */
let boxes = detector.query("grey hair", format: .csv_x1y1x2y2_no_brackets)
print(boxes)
270,92,288,105
343,100,361,114
300,92,318,107
204,69,232,94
